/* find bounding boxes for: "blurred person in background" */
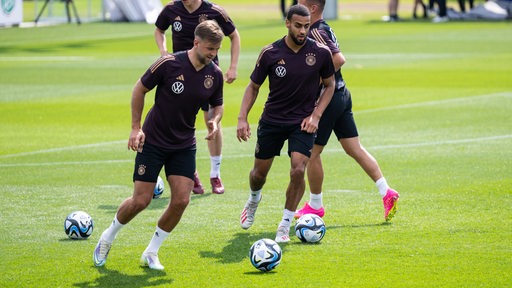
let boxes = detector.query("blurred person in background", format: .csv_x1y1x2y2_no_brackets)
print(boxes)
431,0,449,22
413,0,428,18
281,0,298,18
383,0,400,21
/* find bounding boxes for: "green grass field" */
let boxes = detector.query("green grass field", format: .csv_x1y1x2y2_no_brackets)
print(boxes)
1,1,511,287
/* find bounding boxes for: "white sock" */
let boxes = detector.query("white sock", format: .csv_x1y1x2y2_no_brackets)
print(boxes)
144,226,170,255
279,209,295,228
309,192,323,210
101,215,125,243
210,155,222,178
249,189,262,203
376,177,390,197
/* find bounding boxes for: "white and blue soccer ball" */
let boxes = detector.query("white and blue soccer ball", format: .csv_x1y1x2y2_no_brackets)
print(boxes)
64,211,94,239
249,238,282,272
153,176,165,199
295,213,326,243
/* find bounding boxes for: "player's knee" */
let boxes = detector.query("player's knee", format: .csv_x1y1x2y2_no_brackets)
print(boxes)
171,196,190,211
250,169,267,186
344,145,362,159
309,152,321,161
130,197,151,212
344,148,355,158
289,165,306,181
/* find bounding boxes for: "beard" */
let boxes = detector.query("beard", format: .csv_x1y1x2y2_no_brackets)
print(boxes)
197,53,212,65
290,33,306,46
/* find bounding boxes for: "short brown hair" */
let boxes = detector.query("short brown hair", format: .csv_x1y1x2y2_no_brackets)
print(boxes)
195,20,224,44
308,0,325,10
286,4,311,20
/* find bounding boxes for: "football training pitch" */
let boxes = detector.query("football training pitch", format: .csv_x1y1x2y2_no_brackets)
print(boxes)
1,0,511,287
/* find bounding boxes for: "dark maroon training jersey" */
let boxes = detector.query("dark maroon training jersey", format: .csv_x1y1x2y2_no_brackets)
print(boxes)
250,37,334,125
155,0,236,53
309,19,345,91
140,51,223,149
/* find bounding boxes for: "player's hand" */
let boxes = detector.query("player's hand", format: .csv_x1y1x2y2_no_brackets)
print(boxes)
205,120,219,141
301,115,319,134
225,67,237,84
128,128,145,152
237,119,251,142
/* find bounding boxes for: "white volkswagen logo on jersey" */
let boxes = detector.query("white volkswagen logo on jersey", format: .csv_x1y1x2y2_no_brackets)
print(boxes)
173,22,183,32
275,66,286,78
172,82,185,94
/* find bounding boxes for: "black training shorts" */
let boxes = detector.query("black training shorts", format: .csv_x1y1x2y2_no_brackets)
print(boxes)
255,120,315,159
133,142,196,182
315,87,359,146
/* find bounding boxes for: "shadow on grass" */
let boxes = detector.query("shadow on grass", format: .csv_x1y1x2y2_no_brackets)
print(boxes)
145,192,215,210
199,231,280,264
330,222,393,229
97,191,215,212
243,270,280,275
0,42,96,54
199,222,393,264
73,266,171,288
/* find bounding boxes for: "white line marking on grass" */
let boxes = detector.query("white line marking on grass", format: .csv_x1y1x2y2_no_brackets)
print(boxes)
99,185,130,189
323,134,512,153
328,189,361,193
1,92,510,167
0,159,131,167
0,56,94,61
1,135,510,168
357,92,512,114
0,140,125,159
348,53,466,60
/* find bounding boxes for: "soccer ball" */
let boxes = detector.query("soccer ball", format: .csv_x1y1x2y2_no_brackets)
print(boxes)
64,211,94,239
295,213,326,243
249,238,282,272
153,176,165,199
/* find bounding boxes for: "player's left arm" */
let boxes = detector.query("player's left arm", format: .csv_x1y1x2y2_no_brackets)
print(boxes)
301,75,335,133
205,104,224,140
225,29,241,84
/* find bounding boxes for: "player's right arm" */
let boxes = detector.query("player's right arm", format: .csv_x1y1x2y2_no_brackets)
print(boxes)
332,51,345,72
206,105,224,141
154,28,169,57
311,28,345,72
128,79,150,152
225,29,241,84
237,80,261,142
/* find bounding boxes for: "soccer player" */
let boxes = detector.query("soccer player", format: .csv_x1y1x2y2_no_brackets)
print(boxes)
280,0,298,18
383,0,400,22
154,0,241,194
295,0,400,222
93,20,225,270
237,4,335,243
